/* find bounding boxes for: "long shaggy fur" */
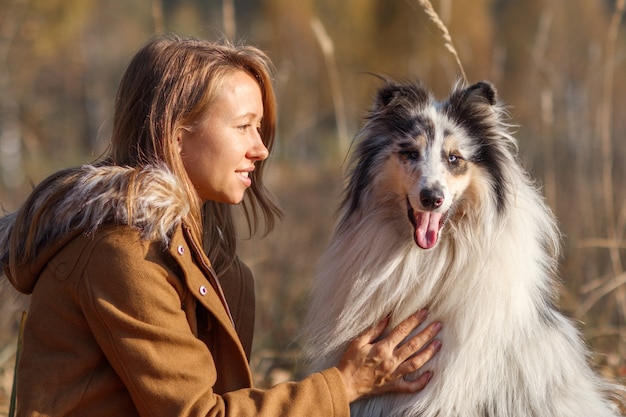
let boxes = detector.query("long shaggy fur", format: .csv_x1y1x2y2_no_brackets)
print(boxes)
0,164,190,293
304,79,623,417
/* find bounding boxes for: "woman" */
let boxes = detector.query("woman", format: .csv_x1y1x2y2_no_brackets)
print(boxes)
0,34,441,416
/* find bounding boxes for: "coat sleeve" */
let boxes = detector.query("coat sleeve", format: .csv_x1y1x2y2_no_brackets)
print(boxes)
221,369,349,417
78,227,349,417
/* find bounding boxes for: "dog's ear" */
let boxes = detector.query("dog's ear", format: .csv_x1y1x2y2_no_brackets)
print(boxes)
444,80,500,125
450,81,498,109
373,82,429,111
465,81,497,105
376,84,400,108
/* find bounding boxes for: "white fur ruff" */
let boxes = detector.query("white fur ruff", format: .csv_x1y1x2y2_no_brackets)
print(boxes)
303,80,622,417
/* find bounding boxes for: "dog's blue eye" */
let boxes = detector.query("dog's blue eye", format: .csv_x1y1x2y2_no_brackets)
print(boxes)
448,154,458,163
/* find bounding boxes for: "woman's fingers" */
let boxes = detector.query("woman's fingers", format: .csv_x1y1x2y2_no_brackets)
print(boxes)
337,309,442,402
381,319,442,394
394,320,442,364
394,336,442,380
394,370,434,393
356,315,390,345
380,309,430,350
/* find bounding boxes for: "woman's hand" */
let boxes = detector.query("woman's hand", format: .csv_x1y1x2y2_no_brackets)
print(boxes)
336,309,442,403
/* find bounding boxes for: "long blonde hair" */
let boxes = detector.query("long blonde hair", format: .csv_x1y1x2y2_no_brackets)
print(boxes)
109,33,282,274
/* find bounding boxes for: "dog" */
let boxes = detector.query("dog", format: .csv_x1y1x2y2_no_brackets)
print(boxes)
303,79,623,417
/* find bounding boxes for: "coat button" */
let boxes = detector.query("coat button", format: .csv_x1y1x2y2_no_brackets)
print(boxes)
199,285,208,296
177,245,185,255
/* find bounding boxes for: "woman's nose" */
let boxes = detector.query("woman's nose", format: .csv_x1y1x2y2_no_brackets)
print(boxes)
249,132,269,161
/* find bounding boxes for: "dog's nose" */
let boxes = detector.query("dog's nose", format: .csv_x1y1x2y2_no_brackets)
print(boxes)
420,188,444,209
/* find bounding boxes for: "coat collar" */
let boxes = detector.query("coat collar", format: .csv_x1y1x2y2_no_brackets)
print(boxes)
1,164,191,293
168,223,253,387
180,223,234,326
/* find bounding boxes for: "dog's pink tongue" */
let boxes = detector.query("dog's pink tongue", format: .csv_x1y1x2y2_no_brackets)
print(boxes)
415,211,442,249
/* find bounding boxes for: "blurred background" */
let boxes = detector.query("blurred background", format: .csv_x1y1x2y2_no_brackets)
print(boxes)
0,0,625,410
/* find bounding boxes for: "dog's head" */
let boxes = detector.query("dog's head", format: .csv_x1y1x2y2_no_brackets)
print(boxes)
343,79,513,249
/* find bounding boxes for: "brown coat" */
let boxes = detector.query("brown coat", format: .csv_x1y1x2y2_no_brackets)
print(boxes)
0,165,349,417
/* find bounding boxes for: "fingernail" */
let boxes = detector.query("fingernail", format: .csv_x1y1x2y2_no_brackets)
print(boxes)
417,309,428,319
433,322,442,332
432,340,442,350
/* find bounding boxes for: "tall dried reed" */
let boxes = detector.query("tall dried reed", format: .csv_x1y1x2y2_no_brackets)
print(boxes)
407,0,467,84
151,0,164,33
222,0,236,42
578,0,625,323
310,18,350,157
8,312,25,417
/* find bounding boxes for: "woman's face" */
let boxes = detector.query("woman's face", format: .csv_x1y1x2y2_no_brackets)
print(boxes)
178,70,268,204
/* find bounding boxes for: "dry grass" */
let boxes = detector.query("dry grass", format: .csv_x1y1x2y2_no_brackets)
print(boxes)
311,18,350,157
597,0,626,318
407,0,467,84
0,1,624,413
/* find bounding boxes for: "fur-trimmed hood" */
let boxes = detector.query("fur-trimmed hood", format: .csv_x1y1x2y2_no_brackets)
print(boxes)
0,164,191,294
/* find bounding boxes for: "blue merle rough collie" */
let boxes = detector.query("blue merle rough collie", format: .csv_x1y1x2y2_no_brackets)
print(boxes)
304,79,623,417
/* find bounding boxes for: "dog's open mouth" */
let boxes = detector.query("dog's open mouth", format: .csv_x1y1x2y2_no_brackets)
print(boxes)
406,197,447,250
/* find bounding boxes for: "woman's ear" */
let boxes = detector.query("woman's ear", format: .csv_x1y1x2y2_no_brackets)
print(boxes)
175,127,186,155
